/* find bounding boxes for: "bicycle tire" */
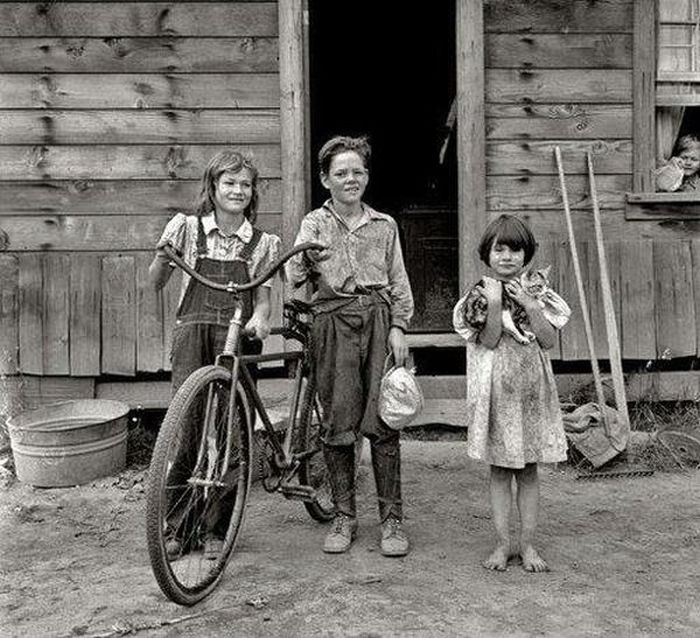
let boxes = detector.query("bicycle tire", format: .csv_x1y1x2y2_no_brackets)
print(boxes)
145,365,253,605
296,374,335,522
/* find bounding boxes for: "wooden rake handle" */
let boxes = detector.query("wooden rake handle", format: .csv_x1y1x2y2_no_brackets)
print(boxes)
553,147,608,421
587,152,630,444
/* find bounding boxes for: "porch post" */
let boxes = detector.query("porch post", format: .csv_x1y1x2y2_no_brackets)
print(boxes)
633,0,656,193
278,0,308,249
456,0,486,291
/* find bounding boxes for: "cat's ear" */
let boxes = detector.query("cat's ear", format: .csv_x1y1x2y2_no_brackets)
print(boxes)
540,264,552,279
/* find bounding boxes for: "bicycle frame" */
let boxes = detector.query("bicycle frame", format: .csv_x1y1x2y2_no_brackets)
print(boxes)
161,241,323,491
186,297,312,492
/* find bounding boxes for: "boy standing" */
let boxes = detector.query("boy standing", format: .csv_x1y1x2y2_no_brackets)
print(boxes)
287,136,414,557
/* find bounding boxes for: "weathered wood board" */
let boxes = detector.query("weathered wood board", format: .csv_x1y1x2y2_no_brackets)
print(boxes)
486,34,632,69
0,3,279,37
135,253,164,373
486,140,631,175
41,254,70,375
484,0,633,34
18,254,43,375
0,255,19,374
653,241,697,358
486,104,633,139
0,180,283,214
69,254,101,376
0,145,282,180
0,110,281,143
0,37,279,73
0,213,283,252
486,70,632,104
101,256,136,376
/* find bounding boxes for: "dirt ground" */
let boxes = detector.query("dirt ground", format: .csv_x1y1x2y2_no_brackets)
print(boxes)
1,440,700,638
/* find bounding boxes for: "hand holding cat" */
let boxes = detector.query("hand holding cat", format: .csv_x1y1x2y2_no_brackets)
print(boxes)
504,279,538,311
480,276,503,304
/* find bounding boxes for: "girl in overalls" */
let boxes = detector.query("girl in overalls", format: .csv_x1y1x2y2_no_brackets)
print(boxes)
149,150,280,558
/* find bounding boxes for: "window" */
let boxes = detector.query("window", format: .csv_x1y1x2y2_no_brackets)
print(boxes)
628,0,700,218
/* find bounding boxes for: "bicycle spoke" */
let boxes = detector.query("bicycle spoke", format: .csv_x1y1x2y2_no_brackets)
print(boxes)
146,366,253,604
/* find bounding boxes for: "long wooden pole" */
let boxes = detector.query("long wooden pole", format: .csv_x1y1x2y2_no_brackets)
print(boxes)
278,0,307,250
554,147,608,427
587,152,630,450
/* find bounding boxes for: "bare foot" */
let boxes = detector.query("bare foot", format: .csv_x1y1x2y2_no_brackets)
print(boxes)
521,545,549,573
482,544,509,571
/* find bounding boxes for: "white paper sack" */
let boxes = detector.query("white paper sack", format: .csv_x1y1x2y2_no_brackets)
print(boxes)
378,365,425,431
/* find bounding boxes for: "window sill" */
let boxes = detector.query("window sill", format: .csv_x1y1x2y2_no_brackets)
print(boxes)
626,192,700,220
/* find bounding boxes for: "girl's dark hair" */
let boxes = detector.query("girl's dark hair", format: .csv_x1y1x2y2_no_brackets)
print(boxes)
194,150,260,223
318,135,371,175
478,214,537,266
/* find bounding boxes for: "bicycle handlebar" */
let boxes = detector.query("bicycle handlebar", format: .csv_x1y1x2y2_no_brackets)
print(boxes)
162,241,326,293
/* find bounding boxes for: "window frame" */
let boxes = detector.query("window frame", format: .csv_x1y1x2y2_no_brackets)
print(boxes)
629,0,700,219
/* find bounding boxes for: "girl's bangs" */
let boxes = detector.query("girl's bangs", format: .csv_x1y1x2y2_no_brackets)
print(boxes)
493,220,530,251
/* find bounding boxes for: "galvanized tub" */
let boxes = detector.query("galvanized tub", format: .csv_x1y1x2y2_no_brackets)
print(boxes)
7,399,130,487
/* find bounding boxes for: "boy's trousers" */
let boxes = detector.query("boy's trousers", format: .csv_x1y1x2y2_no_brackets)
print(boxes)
311,295,403,522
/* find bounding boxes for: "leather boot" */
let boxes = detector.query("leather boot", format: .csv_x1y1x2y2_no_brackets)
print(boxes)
370,433,403,522
323,514,358,554
322,444,357,553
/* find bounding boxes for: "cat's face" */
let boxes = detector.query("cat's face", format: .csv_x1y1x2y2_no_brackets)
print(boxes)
520,265,551,296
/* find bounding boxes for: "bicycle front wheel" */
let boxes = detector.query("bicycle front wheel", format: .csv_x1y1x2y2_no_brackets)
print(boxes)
297,375,335,522
145,365,253,606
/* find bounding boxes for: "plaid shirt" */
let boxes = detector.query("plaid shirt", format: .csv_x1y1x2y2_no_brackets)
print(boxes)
286,200,414,330
156,212,281,312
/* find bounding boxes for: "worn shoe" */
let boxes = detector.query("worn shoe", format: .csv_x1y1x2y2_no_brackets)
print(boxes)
323,514,358,554
203,535,224,561
380,517,409,557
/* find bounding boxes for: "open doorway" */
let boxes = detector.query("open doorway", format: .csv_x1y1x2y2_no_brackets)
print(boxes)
307,1,459,330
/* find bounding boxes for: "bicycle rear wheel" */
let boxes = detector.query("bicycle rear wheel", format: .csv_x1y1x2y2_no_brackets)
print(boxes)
297,375,335,522
145,365,252,605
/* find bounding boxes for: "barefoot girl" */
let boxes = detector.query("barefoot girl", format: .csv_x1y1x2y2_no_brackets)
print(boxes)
149,150,280,559
453,214,570,572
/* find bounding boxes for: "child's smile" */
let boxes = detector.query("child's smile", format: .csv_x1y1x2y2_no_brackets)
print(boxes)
679,148,700,176
489,242,525,278
214,168,253,216
321,151,369,207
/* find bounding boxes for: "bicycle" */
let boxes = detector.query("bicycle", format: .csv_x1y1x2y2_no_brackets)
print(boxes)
145,240,332,606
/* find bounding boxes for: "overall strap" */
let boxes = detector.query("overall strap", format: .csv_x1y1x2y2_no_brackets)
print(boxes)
238,227,263,261
195,216,208,257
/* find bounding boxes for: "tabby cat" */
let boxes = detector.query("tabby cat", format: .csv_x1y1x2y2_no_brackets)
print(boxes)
459,266,568,344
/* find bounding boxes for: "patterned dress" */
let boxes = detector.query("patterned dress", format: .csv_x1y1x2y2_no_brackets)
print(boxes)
453,286,569,468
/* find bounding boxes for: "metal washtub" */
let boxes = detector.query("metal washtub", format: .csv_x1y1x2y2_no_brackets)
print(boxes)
7,399,130,487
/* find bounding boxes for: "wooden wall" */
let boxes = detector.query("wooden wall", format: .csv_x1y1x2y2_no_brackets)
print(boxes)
483,0,699,362
0,2,283,379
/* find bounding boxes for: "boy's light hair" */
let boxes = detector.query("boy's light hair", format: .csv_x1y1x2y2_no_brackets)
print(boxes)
318,135,371,175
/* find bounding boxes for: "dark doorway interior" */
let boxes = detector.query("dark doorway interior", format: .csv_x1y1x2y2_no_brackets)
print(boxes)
308,2,459,331
308,1,457,213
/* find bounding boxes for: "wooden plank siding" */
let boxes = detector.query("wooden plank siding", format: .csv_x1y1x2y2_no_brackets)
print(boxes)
0,255,19,374
0,2,283,378
0,180,283,214
483,0,698,362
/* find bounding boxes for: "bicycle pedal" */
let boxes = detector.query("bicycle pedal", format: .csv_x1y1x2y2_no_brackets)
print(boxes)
279,482,316,502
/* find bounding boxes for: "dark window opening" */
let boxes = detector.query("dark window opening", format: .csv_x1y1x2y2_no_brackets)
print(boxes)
655,107,700,193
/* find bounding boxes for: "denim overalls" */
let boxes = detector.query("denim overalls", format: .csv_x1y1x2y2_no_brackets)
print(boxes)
170,216,263,393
